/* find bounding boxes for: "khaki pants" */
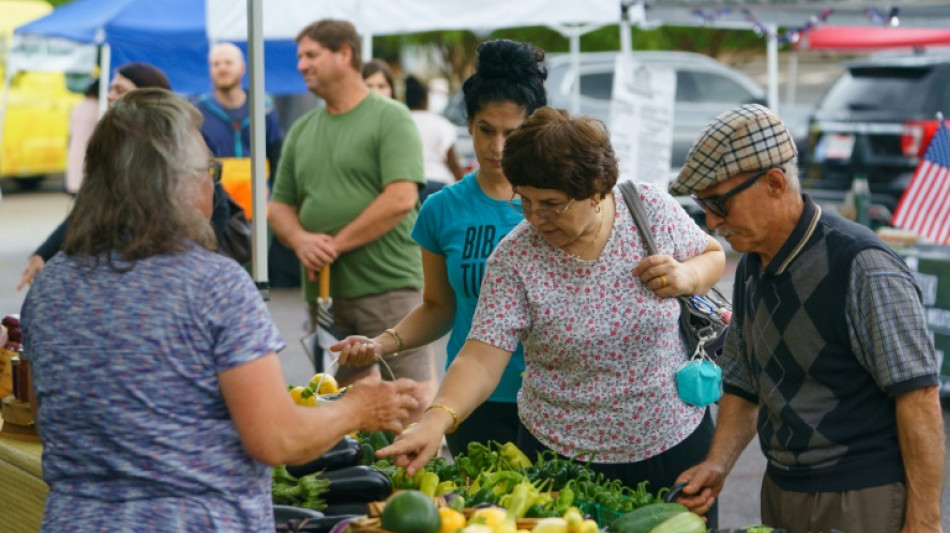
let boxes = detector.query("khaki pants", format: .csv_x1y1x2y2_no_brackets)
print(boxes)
309,288,434,384
761,474,906,533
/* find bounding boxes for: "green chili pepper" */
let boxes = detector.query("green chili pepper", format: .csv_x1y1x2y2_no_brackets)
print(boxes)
419,471,440,498
554,480,576,514
435,480,457,496
392,466,414,489
500,442,533,469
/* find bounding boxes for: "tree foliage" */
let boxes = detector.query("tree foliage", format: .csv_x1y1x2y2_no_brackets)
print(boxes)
375,24,773,89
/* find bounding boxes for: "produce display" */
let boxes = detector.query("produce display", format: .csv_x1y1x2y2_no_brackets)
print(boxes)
2,314,22,351
270,393,783,533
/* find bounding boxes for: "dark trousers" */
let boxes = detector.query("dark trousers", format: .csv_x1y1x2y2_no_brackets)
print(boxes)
516,408,718,528
446,401,520,458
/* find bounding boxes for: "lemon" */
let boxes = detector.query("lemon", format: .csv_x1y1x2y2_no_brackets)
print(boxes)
308,373,339,395
289,386,316,406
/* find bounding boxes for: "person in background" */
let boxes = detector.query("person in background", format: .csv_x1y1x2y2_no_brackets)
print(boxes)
362,58,395,99
21,87,421,533
191,42,298,285
64,79,99,195
671,104,944,533
404,74,463,204
375,108,725,529
16,63,188,290
269,19,434,419
332,39,546,457
192,42,283,189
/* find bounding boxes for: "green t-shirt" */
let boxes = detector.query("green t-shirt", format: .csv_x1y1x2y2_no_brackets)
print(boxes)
271,92,425,301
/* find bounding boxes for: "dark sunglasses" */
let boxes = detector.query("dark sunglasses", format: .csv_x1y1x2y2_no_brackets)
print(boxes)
692,167,774,218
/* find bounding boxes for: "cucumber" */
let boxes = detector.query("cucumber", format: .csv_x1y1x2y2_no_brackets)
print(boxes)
648,511,706,533
607,503,689,533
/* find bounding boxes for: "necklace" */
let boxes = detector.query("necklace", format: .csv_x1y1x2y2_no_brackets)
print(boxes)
567,204,606,261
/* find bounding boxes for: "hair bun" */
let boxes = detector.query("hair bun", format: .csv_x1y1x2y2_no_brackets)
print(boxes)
475,39,547,83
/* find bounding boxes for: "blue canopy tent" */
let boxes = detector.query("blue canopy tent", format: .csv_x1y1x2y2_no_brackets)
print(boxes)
12,0,305,96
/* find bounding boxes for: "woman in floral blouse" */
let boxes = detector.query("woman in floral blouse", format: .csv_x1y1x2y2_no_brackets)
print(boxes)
381,107,725,520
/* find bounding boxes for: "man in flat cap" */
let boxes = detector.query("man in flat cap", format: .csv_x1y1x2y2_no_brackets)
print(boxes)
671,104,944,532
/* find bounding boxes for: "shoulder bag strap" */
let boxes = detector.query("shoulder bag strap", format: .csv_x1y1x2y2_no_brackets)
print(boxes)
617,181,659,256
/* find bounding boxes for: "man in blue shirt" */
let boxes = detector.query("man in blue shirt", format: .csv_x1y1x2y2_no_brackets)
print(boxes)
194,42,298,286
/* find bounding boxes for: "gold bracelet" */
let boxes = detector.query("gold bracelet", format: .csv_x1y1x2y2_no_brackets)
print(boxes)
383,328,403,356
425,402,460,434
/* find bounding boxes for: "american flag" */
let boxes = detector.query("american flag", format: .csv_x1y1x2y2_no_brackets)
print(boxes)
892,121,950,245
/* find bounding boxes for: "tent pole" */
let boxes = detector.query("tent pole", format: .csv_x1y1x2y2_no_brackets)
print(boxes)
620,0,633,55
362,32,372,63
97,44,110,118
766,23,779,114
786,50,798,107
247,0,270,298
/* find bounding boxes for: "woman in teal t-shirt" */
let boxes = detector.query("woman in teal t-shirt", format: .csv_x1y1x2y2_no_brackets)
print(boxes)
331,39,548,456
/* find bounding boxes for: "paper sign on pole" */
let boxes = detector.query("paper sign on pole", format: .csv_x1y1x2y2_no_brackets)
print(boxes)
609,54,675,188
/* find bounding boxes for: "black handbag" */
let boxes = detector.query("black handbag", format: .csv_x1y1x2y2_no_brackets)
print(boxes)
617,181,730,359
218,195,253,265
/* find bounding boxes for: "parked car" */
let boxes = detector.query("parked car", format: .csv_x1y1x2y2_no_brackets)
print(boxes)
543,51,769,173
444,50,770,224
804,51,950,213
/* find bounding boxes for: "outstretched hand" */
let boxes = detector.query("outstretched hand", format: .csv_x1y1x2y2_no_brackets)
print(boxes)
17,255,45,291
376,418,445,476
344,375,420,434
673,460,726,517
330,335,383,367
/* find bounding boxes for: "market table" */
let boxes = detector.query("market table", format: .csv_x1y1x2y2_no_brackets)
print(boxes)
0,414,47,533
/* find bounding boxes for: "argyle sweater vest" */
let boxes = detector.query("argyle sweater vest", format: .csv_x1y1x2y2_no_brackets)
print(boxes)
730,209,906,492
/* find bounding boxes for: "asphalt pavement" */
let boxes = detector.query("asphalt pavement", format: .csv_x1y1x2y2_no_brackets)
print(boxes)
2,185,947,530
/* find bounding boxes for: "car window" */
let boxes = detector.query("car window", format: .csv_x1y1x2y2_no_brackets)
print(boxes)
579,72,614,100
817,66,934,114
684,70,757,104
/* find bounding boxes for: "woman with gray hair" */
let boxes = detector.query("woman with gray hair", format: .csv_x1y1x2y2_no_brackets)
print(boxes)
20,88,421,532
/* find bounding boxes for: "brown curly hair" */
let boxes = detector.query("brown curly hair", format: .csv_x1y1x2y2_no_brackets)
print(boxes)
502,107,618,200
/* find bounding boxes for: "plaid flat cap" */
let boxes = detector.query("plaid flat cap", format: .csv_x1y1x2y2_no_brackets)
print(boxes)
670,103,797,195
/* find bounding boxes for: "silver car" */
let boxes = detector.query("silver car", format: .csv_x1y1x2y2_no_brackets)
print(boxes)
544,51,767,172
446,50,766,178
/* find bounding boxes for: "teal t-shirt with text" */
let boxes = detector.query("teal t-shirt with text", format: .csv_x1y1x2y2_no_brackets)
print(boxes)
412,172,525,403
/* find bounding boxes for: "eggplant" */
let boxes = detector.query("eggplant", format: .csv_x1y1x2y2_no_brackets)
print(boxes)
322,465,392,503
287,436,362,478
277,515,362,533
322,503,370,516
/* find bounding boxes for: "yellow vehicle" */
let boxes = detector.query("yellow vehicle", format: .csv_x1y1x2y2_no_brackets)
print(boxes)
1,0,81,189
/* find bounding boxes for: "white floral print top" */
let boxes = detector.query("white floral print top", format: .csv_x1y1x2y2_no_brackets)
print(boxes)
470,183,709,463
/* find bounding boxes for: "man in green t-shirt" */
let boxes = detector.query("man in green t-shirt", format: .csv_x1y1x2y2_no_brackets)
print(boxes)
269,19,433,416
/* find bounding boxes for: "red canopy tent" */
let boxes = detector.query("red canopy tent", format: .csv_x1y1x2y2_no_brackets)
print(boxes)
799,26,950,51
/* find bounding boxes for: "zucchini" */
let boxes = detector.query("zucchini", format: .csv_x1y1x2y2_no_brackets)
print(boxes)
322,465,393,503
607,502,689,533
287,436,362,477
648,511,705,533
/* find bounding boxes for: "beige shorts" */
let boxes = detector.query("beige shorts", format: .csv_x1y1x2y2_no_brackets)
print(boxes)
308,288,433,384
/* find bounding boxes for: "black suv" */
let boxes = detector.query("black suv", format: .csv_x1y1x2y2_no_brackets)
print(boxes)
804,52,950,213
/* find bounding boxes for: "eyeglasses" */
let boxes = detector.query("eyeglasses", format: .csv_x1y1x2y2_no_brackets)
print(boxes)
508,196,576,222
692,167,774,218
199,160,223,183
